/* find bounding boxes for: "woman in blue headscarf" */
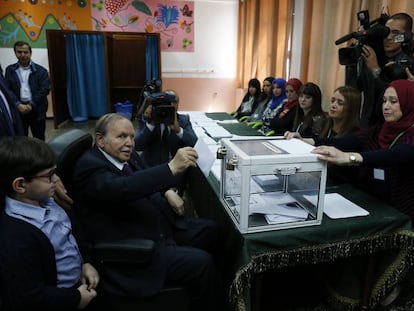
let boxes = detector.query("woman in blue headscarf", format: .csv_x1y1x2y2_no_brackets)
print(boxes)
259,78,287,133
269,78,287,109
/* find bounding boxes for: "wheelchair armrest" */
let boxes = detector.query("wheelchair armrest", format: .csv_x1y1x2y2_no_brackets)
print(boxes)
93,238,155,264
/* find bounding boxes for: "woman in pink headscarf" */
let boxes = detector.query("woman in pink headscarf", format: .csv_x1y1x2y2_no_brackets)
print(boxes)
297,80,414,221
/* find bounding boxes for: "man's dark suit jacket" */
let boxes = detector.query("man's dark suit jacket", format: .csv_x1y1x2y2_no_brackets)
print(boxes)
5,62,50,120
135,113,198,167
0,75,24,137
0,213,82,311
73,146,183,297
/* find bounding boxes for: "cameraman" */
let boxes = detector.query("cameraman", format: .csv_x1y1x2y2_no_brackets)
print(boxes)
135,89,198,194
358,12,414,127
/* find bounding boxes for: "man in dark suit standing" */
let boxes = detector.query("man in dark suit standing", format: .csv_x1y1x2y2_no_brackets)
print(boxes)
73,113,224,311
5,41,50,140
0,65,24,138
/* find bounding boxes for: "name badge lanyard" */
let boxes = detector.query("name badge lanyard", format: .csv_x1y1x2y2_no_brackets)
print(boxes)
388,123,414,149
374,124,414,181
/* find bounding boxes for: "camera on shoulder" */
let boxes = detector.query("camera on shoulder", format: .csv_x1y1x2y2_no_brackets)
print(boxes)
137,78,176,125
336,11,389,66
144,93,176,125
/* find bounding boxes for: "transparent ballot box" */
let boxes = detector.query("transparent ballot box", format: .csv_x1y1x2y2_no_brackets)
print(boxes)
217,137,327,233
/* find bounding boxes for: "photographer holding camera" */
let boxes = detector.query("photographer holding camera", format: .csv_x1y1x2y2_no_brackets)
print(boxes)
135,89,198,195
356,12,414,127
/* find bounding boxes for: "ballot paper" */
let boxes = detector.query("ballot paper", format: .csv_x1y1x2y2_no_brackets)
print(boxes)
265,214,306,224
226,192,308,219
304,193,369,219
194,138,216,177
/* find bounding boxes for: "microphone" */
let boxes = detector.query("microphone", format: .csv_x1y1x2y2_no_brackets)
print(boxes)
335,26,390,45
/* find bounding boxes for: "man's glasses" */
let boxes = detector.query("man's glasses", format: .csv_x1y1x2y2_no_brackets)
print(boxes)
25,168,57,183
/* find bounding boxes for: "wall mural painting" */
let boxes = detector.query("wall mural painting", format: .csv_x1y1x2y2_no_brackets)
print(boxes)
0,0,194,52
91,0,194,52
0,0,91,48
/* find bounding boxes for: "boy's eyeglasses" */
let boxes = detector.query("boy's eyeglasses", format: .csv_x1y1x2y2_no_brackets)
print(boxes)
25,168,57,183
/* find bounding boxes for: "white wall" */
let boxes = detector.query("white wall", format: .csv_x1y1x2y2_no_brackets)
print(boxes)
162,0,238,79
0,48,48,71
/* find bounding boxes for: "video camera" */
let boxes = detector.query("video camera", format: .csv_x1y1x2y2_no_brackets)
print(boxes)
137,78,176,125
143,92,176,125
336,11,389,66
142,78,162,95
384,58,414,80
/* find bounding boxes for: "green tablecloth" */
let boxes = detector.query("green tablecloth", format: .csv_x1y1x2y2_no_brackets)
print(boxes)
188,112,414,310
188,165,414,311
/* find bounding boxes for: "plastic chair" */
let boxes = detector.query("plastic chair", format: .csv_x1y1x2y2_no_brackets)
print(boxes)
238,115,250,122
248,121,263,128
47,129,189,311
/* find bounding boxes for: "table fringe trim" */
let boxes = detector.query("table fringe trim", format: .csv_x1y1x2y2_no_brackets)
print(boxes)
229,230,414,310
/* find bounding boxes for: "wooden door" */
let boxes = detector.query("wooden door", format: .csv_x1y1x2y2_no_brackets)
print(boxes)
46,30,160,128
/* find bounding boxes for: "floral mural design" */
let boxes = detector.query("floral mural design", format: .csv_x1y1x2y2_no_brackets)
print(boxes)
91,0,194,52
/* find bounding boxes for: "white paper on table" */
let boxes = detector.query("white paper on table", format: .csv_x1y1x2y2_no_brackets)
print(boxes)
194,137,216,177
269,138,315,154
202,126,233,138
304,193,369,219
218,119,239,124
186,112,214,122
195,121,219,127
